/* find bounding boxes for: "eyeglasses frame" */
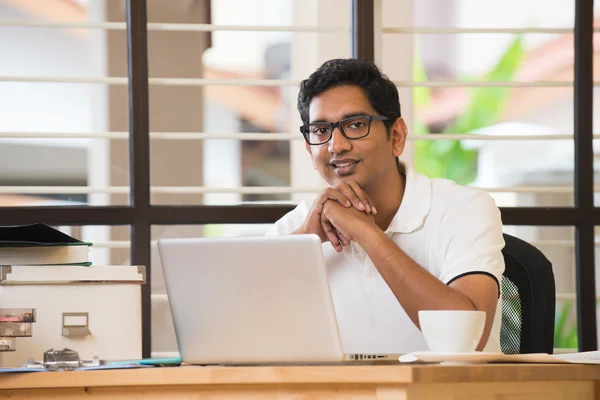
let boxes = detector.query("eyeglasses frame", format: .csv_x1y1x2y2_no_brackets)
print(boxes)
299,115,389,145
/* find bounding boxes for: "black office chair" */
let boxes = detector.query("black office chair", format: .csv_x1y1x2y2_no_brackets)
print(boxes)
500,233,556,354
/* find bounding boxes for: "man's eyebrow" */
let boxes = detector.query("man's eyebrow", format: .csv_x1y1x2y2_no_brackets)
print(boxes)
309,111,372,124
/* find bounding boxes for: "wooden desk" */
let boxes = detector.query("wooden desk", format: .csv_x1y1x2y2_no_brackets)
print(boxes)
0,363,599,399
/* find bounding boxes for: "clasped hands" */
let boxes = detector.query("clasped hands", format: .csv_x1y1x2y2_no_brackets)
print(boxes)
296,181,379,252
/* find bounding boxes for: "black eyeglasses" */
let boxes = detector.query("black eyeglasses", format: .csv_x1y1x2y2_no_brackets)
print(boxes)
299,115,388,145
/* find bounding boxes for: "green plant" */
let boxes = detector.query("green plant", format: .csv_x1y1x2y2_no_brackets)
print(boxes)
553,301,579,349
413,36,525,185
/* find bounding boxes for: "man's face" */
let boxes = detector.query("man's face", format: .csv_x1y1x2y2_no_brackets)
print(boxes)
305,85,406,189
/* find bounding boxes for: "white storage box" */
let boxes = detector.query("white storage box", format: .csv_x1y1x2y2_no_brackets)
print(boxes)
0,265,145,367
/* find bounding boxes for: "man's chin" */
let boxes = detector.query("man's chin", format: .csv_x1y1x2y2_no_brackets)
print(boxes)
326,174,364,188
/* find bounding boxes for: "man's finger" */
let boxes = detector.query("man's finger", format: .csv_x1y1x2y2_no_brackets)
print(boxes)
346,180,373,214
323,222,343,252
319,188,352,208
321,210,343,252
335,227,352,243
336,182,365,212
336,229,351,246
346,180,376,214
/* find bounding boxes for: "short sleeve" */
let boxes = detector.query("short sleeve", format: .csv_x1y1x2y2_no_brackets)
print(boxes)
438,190,505,297
265,200,312,236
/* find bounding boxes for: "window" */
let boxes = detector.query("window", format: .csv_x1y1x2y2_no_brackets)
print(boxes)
0,0,596,356
381,0,597,352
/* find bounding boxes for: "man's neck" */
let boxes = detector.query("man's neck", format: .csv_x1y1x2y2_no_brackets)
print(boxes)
367,161,406,232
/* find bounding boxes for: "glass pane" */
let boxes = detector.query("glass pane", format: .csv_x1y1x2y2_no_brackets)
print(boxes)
0,0,130,206
149,0,352,205
504,225,576,352
386,0,577,207
410,88,575,208
150,224,273,356
413,0,578,28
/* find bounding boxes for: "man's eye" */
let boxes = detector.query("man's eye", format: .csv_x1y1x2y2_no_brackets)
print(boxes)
349,122,365,129
312,127,329,135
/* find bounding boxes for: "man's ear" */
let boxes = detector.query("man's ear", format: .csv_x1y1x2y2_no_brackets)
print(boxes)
305,142,317,170
391,117,408,158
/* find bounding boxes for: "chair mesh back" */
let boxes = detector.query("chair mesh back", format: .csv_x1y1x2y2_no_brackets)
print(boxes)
500,253,532,354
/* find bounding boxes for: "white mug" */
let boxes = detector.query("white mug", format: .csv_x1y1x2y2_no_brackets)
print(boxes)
418,310,486,353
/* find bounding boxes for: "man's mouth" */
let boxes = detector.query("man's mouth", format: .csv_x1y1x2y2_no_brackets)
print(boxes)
330,159,360,175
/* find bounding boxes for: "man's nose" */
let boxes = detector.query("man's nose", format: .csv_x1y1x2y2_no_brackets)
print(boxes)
328,127,351,154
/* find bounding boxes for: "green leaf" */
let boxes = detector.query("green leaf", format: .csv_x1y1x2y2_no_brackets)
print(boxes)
413,118,431,135
554,301,577,349
446,35,525,134
413,141,444,178
413,35,525,185
443,143,478,184
565,323,579,349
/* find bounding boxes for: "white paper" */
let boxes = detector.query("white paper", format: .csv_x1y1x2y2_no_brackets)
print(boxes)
497,351,600,364
399,350,600,365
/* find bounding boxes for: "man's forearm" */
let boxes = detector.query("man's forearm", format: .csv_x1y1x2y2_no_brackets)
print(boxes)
358,228,476,329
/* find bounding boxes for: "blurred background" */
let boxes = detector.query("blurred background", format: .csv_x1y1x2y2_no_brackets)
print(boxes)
0,0,598,355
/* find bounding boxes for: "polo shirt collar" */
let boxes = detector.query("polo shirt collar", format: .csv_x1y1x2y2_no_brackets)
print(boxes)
349,163,433,257
386,164,432,234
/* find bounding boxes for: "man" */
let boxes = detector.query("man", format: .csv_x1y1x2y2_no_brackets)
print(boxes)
267,59,505,354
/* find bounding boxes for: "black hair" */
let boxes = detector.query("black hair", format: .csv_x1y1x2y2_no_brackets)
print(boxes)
297,58,401,134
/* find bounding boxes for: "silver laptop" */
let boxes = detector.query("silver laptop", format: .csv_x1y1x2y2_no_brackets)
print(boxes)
157,234,400,365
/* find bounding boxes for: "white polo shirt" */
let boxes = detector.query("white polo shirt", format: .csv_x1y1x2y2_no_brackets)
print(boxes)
267,165,505,354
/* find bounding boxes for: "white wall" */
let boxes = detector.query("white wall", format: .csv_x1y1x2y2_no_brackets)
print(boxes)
414,0,459,76
203,0,293,72
381,0,415,165
202,99,242,210
0,3,92,184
